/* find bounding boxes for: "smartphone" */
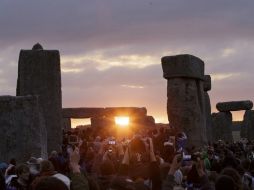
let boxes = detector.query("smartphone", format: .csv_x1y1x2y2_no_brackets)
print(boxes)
108,140,116,145
68,135,78,145
182,152,192,161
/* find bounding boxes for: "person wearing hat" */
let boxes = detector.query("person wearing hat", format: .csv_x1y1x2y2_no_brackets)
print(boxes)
120,137,161,190
7,164,32,190
26,157,40,177
31,160,70,190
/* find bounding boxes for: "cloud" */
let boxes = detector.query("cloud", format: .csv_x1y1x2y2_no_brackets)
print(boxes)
211,73,240,81
62,64,163,90
121,85,144,89
0,0,254,122
61,51,158,73
1,1,254,51
221,48,236,58
62,68,84,73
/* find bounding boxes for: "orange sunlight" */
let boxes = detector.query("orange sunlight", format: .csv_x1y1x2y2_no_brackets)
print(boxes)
115,116,129,127
71,118,91,128
231,110,245,121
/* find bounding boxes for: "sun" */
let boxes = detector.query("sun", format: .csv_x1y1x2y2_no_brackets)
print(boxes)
115,116,129,127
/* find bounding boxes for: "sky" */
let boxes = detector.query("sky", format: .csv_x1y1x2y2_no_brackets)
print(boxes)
0,0,253,124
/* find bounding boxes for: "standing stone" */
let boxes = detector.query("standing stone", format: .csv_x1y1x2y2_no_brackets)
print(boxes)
211,112,233,142
0,95,47,163
242,110,254,140
231,121,242,142
240,121,248,139
62,118,71,131
91,117,114,132
16,43,62,152
161,54,207,147
204,75,213,142
204,75,211,92
132,115,156,129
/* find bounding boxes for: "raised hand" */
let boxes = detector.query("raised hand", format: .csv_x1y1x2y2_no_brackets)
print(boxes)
168,154,182,175
195,157,206,177
69,147,81,173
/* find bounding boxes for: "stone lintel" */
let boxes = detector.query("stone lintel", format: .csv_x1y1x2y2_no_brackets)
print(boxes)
161,54,204,80
104,107,147,117
62,107,147,118
62,108,105,118
216,100,253,112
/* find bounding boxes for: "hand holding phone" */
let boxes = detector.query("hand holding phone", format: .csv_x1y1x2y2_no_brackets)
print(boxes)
108,140,116,145
195,157,206,177
69,147,80,173
168,154,182,175
182,153,192,161
67,145,74,155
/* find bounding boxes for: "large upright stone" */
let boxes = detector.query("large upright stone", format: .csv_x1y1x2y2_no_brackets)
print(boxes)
204,75,213,142
204,75,211,91
62,118,71,131
0,95,47,163
211,112,233,142
216,101,253,112
161,54,207,147
132,115,156,128
242,110,254,140
17,44,62,152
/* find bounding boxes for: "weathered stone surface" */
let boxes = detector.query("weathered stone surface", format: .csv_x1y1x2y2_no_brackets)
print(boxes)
144,115,155,126
204,75,212,142
63,108,105,118
90,117,114,132
232,121,242,142
216,100,253,112
90,114,155,136
162,54,207,147
240,121,247,139
132,115,156,127
32,43,43,50
211,112,233,142
165,79,207,146
204,92,213,142
63,107,148,133
242,110,254,140
104,107,147,118
63,107,147,119
62,118,71,131
0,95,47,163
162,54,204,80
204,75,211,91
17,44,62,152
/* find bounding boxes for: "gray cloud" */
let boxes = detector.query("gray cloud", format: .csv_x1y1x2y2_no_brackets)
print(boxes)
0,0,254,122
1,1,254,50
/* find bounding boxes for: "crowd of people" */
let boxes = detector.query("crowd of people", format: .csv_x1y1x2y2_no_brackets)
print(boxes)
1,126,254,190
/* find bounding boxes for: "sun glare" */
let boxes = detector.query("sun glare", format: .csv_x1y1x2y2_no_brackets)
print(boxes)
115,117,129,127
